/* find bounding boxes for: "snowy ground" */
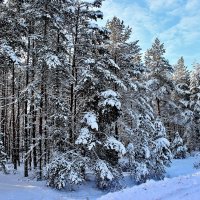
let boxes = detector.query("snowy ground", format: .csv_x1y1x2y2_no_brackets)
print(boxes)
99,156,200,200
0,155,200,200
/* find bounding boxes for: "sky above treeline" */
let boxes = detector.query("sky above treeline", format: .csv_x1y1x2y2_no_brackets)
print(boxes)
99,0,200,69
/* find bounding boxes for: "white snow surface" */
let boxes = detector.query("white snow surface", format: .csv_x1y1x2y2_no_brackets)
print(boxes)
98,172,200,200
0,156,200,200
99,156,200,200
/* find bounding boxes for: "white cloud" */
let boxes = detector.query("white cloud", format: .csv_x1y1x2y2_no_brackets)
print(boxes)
100,0,158,48
185,0,200,12
99,0,200,68
146,0,183,11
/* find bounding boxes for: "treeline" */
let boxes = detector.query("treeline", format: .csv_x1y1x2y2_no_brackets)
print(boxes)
0,0,200,190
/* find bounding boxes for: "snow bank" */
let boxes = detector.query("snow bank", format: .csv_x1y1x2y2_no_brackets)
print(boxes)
98,171,200,200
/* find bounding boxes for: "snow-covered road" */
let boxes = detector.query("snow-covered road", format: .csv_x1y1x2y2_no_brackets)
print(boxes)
0,156,200,200
98,172,200,200
98,156,200,200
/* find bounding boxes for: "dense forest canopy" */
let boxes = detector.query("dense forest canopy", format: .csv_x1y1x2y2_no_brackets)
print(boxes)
0,0,200,191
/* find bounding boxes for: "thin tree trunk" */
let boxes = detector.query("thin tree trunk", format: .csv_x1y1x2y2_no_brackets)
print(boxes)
31,22,37,169
38,1,48,179
31,69,37,169
44,86,48,165
16,80,20,166
24,32,31,177
1,69,6,149
114,54,118,138
69,6,80,144
38,83,44,179
12,63,17,170
156,97,161,116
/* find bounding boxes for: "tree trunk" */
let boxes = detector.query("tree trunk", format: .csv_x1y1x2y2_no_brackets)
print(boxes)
12,63,17,170
24,32,31,177
16,80,20,166
69,6,80,144
156,97,161,116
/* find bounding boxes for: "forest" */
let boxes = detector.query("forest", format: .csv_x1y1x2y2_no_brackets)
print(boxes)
0,0,200,192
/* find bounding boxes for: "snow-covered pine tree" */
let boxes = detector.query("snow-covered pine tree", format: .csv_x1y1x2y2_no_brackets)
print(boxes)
121,62,156,184
171,132,187,159
75,53,126,189
145,38,174,120
189,63,200,151
172,57,192,146
151,117,172,179
105,17,132,139
126,113,154,183
172,57,191,122
76,91,125,190
45,0,126,191
173,57,190,85
106,17,160,184
72,13,129,191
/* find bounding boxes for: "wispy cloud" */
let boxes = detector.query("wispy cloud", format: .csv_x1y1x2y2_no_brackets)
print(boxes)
99,0,200,68
146,0,183,11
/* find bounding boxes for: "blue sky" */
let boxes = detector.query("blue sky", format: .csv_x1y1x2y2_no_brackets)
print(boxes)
99,0,200,69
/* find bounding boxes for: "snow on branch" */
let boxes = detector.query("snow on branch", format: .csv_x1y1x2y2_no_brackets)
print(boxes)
0,43,21,65
95,160,114,181
75,128,91,144
154,138,170,149
82,112,98,131
104,136,126,156
99,90,121,110
45,53,61,68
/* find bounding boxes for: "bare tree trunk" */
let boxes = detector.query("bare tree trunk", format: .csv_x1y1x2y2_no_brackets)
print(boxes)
156,97,161,116
44,85,48,165
5,77,9,158
38,1,48,179
69,6,80,144
38,83,44,179
1,69,6,148
31,22,37,170
31,68,37,169
114,54,118,138
12,63,17,170
24,32,31,177
16,80,20,166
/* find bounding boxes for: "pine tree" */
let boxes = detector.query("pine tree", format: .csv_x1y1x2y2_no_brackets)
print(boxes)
145,38,174,118
46,0,126,190
106,17,166,184
173,57,190,85
171,132,187,159
126,114,154,183
189,63,200,151
105,17,156,184
151,118,172,179
172,57,191,125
